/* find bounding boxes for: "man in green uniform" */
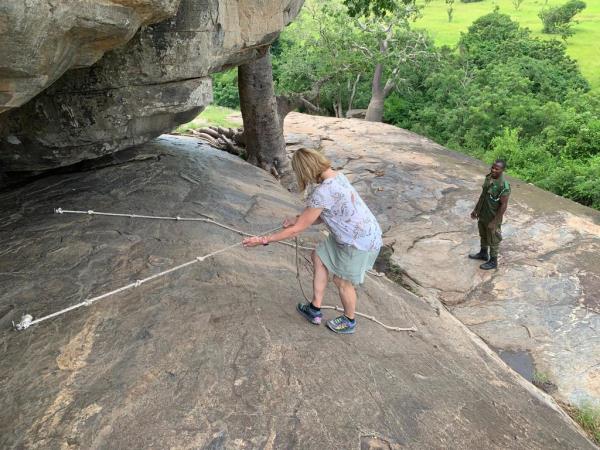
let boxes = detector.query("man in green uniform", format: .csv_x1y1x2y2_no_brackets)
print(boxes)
469,159,511,270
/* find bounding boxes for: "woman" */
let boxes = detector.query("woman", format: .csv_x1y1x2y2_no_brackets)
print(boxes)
243,148,382,334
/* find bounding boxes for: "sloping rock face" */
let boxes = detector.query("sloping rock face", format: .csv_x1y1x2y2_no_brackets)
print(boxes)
284,112,600,409
0,0,303,172
0,135,594,448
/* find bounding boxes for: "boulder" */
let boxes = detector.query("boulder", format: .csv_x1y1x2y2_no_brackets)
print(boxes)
0,0,181,113
0,0,304,172
0,135,594,448
284,112,600,409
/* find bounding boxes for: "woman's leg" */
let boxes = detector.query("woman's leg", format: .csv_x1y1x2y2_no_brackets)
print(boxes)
333,276,356,320
311,250,329,307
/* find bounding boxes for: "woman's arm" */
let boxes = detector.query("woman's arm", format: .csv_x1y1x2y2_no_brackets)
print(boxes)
284,213,322,227
243,207,323,247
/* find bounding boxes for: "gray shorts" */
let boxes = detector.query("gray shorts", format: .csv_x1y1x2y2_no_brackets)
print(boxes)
316,234,380,285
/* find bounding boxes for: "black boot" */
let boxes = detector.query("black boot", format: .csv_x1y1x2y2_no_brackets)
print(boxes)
469,248,489,261
480,257,497,270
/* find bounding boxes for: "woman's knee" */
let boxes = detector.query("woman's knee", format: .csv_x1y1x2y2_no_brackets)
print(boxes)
333,275,352,290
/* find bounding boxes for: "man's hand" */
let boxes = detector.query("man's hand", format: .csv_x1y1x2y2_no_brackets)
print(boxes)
487,221,496,230
283,215,298,228
471,210,478,220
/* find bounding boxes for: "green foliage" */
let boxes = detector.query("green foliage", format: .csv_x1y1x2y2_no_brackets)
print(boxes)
460,0,484,3
572,403,600,444
411,0,600,92
532,371,550,385
274,3,369,114
475,92,600,209
175,105,241,133
206,2,598,213
539,0,586,38
275,0,429,116
383,12,598,209
212,69,240,109
541,93,600,159
343,0,416,17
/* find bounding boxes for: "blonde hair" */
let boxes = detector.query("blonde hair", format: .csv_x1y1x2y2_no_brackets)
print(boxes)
291,148,331,191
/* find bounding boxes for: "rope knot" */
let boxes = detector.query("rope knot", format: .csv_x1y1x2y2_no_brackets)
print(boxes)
55,207,63,214
134,280,142,287
14,314,33,331
176,216,181,221
196,256,206,262
83,300,92,306
87,210,94,215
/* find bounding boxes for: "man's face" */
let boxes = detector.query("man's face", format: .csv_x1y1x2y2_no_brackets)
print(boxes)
490,162,505,179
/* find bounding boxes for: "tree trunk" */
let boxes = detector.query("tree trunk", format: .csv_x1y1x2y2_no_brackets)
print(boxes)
365,63,385,122
348,74,361,112
238,50,288,178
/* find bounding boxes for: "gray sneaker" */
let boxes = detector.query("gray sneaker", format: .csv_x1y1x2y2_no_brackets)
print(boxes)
326,315,356,334
296,303,322,325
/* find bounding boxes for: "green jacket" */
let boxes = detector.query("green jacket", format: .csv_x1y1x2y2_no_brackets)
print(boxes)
476,174,511,223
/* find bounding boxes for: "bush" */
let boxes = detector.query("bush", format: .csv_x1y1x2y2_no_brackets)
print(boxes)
212,69,239,109
537,157,600,209
483,128,555,182
539,0,586,37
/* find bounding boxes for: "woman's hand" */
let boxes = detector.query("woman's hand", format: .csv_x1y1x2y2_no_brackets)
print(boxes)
246,208,322,248
283,215,299,228
243,236,267,247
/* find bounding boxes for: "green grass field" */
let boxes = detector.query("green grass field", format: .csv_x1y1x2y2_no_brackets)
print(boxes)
174,105,242,133
414,0,600,90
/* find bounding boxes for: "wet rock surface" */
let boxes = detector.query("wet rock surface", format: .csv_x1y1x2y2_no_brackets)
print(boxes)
284,112,600,409
0,135,594,448
0,0,304,172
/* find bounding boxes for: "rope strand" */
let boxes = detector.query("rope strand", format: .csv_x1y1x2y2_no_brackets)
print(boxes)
54,208,315,251
13,208,414,332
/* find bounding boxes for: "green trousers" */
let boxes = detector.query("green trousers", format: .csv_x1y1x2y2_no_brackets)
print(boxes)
478,220,502,257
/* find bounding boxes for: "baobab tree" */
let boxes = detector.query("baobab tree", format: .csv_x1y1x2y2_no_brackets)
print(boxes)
238,50,288,178
237,47,331,179
276,1,430,122
235,0,427,178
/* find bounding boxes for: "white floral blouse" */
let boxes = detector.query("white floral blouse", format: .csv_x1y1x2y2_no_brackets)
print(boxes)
307,173,382,252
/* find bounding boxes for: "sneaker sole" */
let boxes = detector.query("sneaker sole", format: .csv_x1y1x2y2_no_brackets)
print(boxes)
296,304,321,325
326,321,355,334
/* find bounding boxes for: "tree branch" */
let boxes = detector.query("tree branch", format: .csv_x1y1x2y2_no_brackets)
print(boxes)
348,73,361,111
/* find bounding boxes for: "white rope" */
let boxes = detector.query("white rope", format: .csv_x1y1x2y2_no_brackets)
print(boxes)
12,207,406,332
53,208,382,275
54,208,314,251
319,306,416,332
13,227,280,331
